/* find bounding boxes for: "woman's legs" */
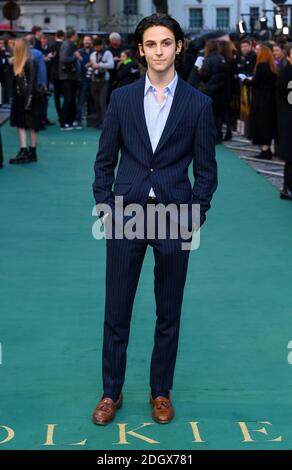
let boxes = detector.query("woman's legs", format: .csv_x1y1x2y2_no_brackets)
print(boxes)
17,128,27,148
29,129,37,148
9,128,28,164
27,129,38,162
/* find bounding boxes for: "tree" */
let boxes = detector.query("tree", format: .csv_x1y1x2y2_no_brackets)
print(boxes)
153,0,168,14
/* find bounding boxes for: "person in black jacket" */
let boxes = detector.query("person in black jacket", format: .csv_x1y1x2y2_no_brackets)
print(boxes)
114,49,140,88
59,28,81,130
218,39,240,141
107,32,126,98
277,44,292,200
238,38,257,76
31,26,42,52
192,39,228,144
9,38,41,164
49,30,64,122
244,45,278,159
0,37,13,105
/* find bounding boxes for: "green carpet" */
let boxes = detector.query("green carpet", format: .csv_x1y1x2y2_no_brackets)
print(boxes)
1,107,292,450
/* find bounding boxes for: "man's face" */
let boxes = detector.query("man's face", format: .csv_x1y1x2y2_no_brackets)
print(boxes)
273,46,282,59
83,36,92,49
241,42,251,56
110,38,121,48
94,44,103,53
138,26,182,74
288,50,292,65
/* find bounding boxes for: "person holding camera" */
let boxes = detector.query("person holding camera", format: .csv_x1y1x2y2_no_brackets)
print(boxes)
9,38,41,164
59,28,81,131
76,35,94,126
88,38,114,129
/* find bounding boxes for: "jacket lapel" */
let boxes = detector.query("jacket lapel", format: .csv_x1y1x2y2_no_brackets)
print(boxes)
132,75,153,154
154,75,189,155
132,73,190,157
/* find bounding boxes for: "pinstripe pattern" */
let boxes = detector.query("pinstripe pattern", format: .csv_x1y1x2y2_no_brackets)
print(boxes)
144,71,178,197
92,73,218,397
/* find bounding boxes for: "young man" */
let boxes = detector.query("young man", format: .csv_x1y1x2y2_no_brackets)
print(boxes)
58,28,81,131
238,38,257,76
92,14,218,425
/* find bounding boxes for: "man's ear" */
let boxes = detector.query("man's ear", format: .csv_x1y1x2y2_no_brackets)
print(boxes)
138,43,145,57
176,40,183,55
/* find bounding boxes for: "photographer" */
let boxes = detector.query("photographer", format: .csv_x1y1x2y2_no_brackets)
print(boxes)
59,28,81,130
88,37,114,129
76,35,94,126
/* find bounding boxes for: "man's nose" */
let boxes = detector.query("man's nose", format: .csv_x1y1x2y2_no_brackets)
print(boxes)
155,45,163,55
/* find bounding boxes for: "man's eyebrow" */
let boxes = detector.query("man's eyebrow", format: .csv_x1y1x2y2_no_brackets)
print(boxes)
144,38,174,43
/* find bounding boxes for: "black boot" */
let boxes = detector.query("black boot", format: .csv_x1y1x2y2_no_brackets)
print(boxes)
27,147,38,162
252,148,273,160
280,187,292,200
9,148,29,164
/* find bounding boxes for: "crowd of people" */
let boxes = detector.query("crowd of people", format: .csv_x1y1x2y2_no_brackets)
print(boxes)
0,25,291,199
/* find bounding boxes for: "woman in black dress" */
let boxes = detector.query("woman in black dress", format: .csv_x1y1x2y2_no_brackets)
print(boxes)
245,45,278,159
277,44,292,200
10,38,41,164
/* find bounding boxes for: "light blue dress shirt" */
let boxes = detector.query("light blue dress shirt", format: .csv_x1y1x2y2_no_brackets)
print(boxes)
144,71,178,197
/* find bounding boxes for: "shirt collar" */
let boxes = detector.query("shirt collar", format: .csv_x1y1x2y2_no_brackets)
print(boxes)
144,71,178,96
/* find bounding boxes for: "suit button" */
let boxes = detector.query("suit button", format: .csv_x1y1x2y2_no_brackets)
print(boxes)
150,168,154,172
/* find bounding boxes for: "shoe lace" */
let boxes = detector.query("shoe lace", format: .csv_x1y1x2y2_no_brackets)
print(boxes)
156,399,170,410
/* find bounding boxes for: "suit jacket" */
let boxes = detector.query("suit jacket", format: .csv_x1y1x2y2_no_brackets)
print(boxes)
92,73,218,228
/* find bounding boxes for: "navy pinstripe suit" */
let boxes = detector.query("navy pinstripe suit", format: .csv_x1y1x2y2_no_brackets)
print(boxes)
93,73,218,397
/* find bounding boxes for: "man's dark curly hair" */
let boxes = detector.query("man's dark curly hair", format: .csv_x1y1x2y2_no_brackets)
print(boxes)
134,13,185,68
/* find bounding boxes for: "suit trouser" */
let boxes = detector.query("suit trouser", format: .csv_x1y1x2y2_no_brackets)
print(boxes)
102,206,191,397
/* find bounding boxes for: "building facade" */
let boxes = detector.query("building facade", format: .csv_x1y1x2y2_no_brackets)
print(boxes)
0,0,290,33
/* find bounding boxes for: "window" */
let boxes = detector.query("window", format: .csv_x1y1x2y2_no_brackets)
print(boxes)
124,0,138,15
216,8,230,29
250,7,259,20
189,8,203,30
250,6,259,29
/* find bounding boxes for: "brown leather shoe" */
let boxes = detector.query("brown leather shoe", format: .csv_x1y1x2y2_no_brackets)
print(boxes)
150,393,174,424
92,392,123,425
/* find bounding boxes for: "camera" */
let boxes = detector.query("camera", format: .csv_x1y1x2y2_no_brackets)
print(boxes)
86,66,93,78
